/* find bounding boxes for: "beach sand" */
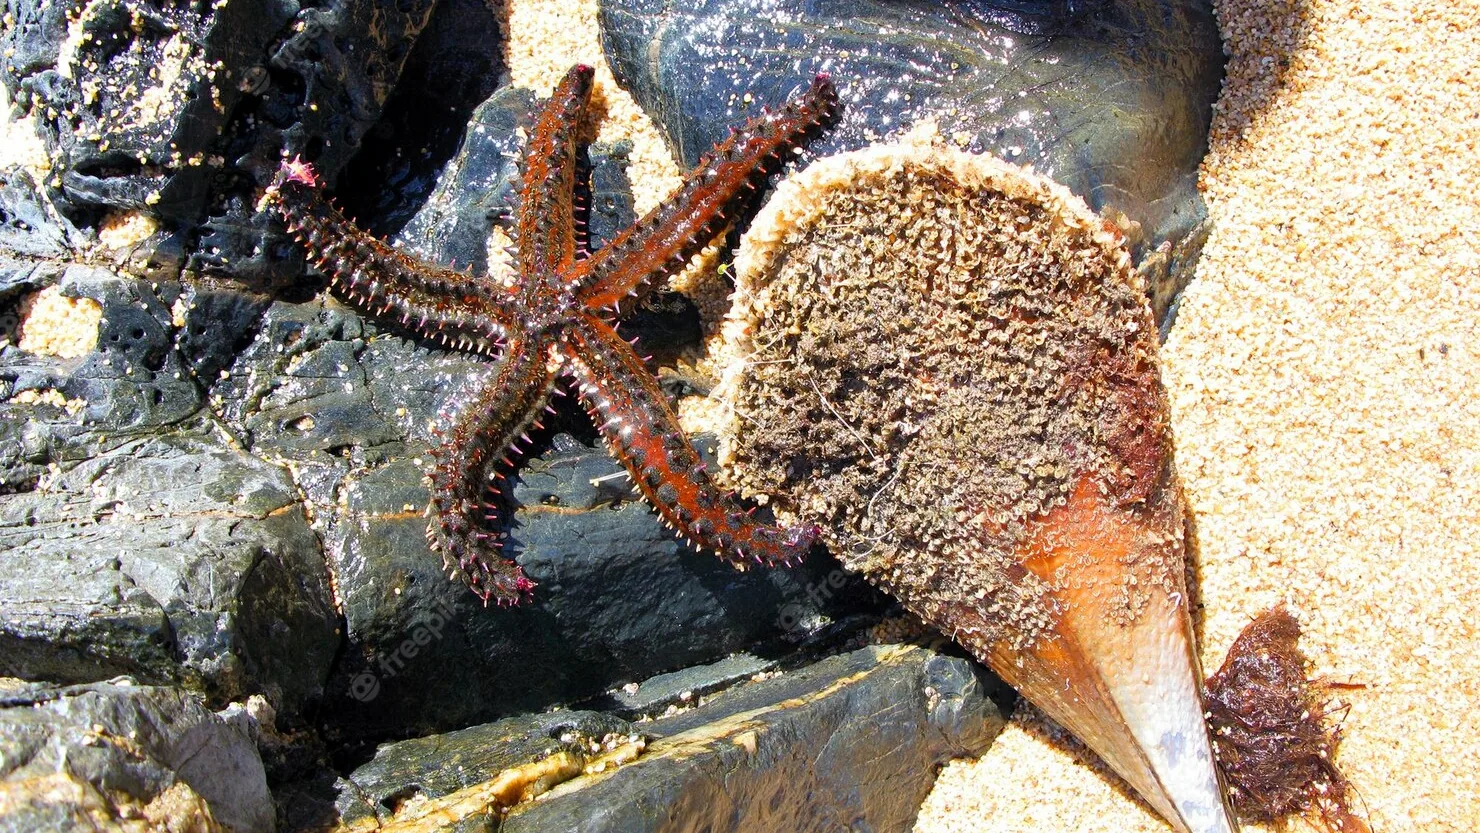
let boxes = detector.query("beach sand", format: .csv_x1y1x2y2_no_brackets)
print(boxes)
915,0,1480,829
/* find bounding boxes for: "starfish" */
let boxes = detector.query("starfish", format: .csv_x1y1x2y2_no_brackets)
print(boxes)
263,64,836,605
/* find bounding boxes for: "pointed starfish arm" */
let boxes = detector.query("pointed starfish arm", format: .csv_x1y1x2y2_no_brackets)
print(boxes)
563,315,819,567
427,337,557,604
268,169,518,353
518,64,595,276
571,74,839,311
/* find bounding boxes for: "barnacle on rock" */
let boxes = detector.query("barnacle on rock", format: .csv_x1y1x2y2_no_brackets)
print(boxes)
717,125,1235,833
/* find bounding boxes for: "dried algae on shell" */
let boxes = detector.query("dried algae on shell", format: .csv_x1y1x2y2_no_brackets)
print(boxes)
716,126,1234,833
718,126,1178,650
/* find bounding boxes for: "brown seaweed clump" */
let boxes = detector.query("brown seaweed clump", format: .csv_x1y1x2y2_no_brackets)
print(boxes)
716,126,1235,833
1205,606,1370,833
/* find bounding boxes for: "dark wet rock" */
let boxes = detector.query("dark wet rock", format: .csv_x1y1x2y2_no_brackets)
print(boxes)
65,269,204,427
1,266,336,711
0,678,274,833
333,0,508,237
193,0,448,285
0,258,62,316
504,644,1010,832
0,429,339,713
588,651,779,718
585,140,640,255
317,414,876,739
1,266,265,430
0,167,88,258
0,0,460,284
174,281,276,385
598,0,1224,321
0,0,295,224
332,642,1007,832
393,85,533,275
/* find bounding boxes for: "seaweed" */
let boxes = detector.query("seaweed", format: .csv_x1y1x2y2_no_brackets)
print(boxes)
1205,605,1371,833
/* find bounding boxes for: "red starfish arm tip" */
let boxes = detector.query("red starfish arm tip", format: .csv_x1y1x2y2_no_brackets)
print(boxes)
427,339,556,604
570,72,840,310
280,155,320,187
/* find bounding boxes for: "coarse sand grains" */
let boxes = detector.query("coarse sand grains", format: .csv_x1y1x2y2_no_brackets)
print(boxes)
915,0,1480,829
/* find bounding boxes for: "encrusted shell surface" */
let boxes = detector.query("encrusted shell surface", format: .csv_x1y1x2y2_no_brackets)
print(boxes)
716,126,1236,833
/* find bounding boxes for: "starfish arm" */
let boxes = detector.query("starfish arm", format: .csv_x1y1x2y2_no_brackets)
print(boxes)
563,315,819,567
517,64,595,277
427,336,557,604
570,74,839,312
268,170,517,353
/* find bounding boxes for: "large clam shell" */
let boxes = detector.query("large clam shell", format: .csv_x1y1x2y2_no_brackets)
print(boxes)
716,127,1236,833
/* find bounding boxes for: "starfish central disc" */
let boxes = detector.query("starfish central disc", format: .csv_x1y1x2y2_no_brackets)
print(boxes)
266,65,838,605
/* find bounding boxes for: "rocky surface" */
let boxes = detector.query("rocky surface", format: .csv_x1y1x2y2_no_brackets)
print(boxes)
0,258,873,737
334,642,1010,833
0,0,446,284
0,265,339,715
0,678,274,833
599,0,1223,324
331,0,506,237
334,710,638,829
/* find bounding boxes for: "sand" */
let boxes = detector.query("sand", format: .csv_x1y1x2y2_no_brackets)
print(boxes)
915,0,1480,829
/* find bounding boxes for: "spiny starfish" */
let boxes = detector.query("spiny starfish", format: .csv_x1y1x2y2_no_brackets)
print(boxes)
264,64,836,604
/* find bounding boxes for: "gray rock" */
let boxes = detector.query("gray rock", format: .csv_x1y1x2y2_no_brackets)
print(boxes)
333,642,1008,832
0,264,337,714
584,650,781,719
0,168,87,259
0,0,295,223
0,678,274,833
393,85,535,274
507,644,1007,832
331,0,508,237
0,431,339,714
0,0,456,285
598,0,1224,323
